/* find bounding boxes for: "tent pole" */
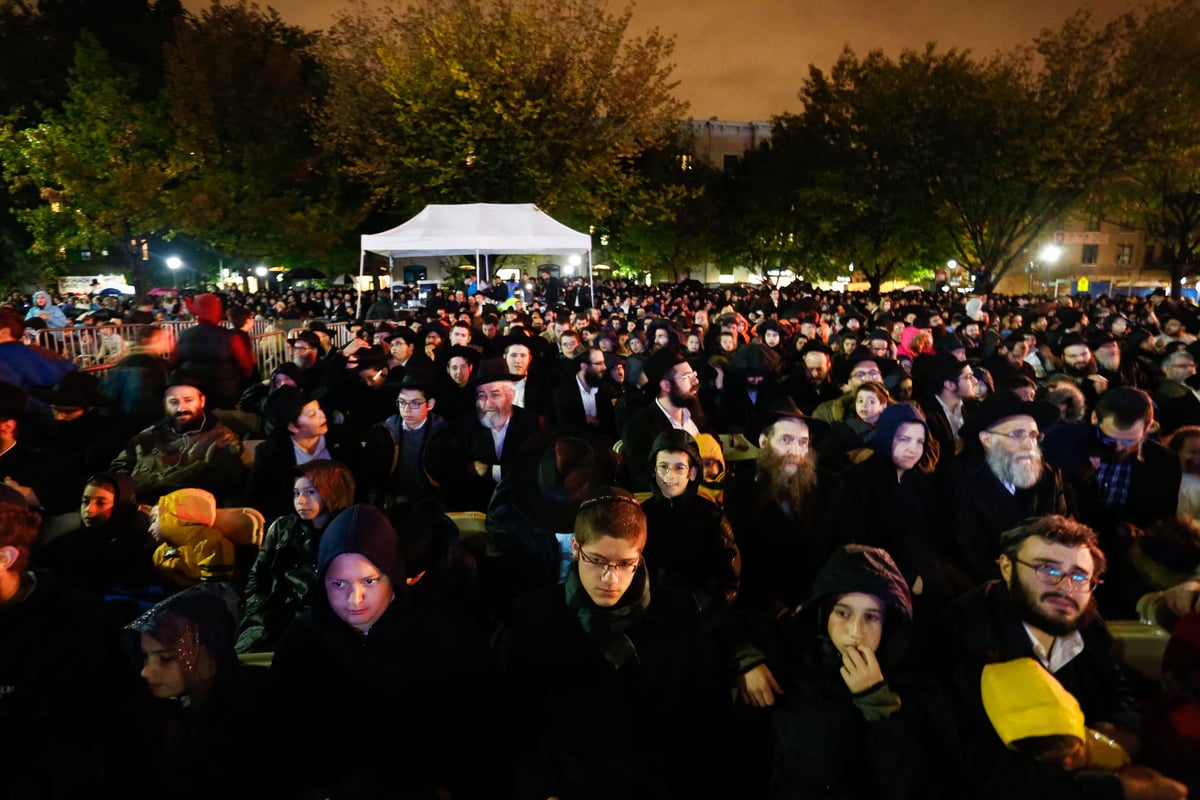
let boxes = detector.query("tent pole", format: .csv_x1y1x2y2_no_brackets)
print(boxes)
389,256,395,303
356,250,366,317
588,250,594,307
476,250,481,288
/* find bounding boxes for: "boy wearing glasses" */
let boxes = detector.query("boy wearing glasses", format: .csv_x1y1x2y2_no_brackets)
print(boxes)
364,365,454,507
504,487,727,800
925,515,1187,799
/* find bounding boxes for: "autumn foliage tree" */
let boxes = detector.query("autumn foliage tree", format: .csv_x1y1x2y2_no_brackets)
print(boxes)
314,0,689,231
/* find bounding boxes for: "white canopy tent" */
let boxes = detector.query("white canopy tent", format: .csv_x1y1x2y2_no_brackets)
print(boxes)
358,202,593,314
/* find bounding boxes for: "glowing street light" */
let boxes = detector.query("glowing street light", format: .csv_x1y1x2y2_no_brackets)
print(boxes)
255,266,268,277
1038,244,1063,264
166,256,183,270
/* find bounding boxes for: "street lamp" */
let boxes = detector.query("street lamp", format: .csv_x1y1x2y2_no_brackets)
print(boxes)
255,266,268,277
166,256,183,289
1029,244,1063,295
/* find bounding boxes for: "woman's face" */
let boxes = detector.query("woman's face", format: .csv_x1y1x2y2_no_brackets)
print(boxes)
855,390,885,425
891,421,926,473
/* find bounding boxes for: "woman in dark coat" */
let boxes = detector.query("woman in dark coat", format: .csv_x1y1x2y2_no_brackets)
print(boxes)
770,544,919,800
841,402,972,652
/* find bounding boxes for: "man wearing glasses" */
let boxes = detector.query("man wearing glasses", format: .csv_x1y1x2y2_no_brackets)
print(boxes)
1043,388,1181,615
504,487,727,799
947,393,1071,586
928,515,1186,799
546,347,618,441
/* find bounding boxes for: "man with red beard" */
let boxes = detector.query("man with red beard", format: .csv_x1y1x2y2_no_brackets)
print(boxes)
925,515,1186,799
947,393,1072,587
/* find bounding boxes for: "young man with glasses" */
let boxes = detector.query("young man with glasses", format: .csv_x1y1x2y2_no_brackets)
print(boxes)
504,487,728,799
364,365,454,507
926,515,1186,799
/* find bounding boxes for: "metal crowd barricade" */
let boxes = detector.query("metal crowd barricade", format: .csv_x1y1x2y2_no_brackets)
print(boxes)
36,320,194,368
325,320,351,347
251,330,287,377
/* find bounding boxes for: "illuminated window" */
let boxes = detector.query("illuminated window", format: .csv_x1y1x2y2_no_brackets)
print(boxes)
1116,244,1133,266
1081,244,1099,265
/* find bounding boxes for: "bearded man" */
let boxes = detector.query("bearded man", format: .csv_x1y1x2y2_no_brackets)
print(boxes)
924,515,1184,798
619,347,712,492
725,396,840,623
947,394,1072,586
456,358,542,510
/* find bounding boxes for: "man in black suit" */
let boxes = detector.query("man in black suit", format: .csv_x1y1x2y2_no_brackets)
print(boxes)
455,358,543,510
546,347,618,442
915,351,978,473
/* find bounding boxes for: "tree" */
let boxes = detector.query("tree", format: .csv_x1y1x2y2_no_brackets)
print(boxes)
314,0,687,230
162,1,353,270
773,32,1126,294
0,33,174,294
1105,0,1200,298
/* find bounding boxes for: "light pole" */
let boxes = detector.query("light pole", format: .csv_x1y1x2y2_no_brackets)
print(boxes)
166,256,183,290
1037,244,1063,296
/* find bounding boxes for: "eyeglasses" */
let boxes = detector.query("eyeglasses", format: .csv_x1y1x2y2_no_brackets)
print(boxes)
673,370,700,383
396,399,427,410
655,463,690,477
986,429,1044,443
1014,558,1101,593
851,369,882,381
577,548,641,579
1098,431,1143,449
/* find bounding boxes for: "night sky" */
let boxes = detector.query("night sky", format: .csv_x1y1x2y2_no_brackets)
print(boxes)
189,0,1140,120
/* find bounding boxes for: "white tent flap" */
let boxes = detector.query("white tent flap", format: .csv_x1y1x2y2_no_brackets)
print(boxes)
361,203,591,257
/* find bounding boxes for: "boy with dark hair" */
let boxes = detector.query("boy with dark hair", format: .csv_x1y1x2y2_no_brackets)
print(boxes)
504,487,728,799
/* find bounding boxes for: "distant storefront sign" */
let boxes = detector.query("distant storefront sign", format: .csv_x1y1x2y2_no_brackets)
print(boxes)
1053,231,1109,245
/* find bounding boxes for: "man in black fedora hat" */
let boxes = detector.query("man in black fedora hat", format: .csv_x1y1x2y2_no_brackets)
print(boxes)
725,395,841,631
946,392,1071,586
29,371,127,516
454,357,543,511
618,346,712,492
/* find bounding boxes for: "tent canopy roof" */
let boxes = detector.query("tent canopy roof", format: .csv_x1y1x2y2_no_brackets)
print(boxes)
361,203,591,257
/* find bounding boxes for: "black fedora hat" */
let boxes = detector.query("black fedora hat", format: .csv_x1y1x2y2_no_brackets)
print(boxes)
472,357,522,388
746,395,830,445
0,380,27,419
443,344,481,368
509,432,620,531
32,370,109,408
399,362,439,393
961,393,1060,444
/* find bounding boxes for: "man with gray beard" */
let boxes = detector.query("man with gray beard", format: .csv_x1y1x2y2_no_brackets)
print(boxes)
946,393,1072,587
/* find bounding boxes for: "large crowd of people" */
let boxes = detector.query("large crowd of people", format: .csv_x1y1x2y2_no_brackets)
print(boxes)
2,272,1200,799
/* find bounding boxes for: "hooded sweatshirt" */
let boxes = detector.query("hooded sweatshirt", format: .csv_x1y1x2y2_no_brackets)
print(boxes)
25,291,68,328
770,544,917,800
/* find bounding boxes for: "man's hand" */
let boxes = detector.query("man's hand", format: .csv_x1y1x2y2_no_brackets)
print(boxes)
1116,765,1187,800
839,644,884,694
1086,373,1109,395
1160,580,1200,619
736,663,783,708
472,461,489,478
